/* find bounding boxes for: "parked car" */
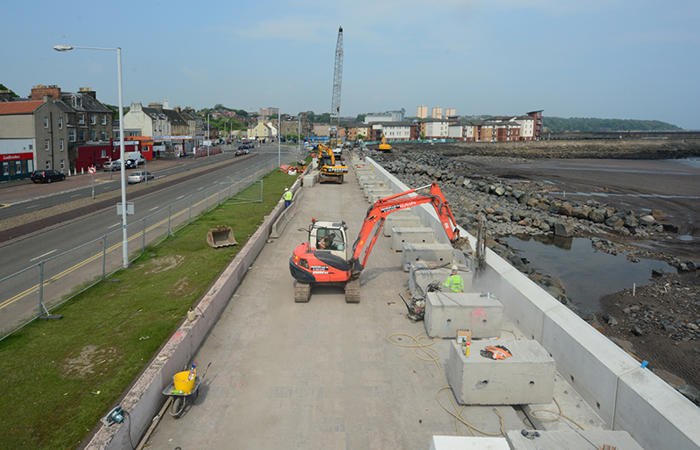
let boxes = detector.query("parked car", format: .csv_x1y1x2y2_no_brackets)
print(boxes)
103,160,120,171
31,170,66,183
127,171,155,184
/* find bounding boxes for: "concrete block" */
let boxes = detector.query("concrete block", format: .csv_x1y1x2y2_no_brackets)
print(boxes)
401,242,454,269
424,292,503,338
368,191,394,203
383,216,422,237
431,436,509,450
302,173,316,188
506,430,643,450
390,226,436,250
614,368,700,450
446,339,554,405
409,266,472,300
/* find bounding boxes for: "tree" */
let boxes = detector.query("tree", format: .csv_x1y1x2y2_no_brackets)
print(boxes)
0,83,18,98
355,114,366,123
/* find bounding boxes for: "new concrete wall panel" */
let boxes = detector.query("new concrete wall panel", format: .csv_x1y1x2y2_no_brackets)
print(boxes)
541,305,639,425
614,368,700,450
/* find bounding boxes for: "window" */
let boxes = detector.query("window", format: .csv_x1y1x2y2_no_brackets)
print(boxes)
60,139,64,151
78,114,85,124
79,130,85,141
90,115,96,125
45,139,50,151
101,149,107,158
44,116,49,128
2,162,8,176
15,161,22,174
60,160,65,169
29,144,33,150
101,131,106,140
45,160,50,169
58,116,63,129
90,130,96,141
69,129,76,142
101,115,107,125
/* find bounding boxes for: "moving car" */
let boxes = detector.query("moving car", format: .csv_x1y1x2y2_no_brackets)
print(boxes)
31,170,66,183
127,171,155,184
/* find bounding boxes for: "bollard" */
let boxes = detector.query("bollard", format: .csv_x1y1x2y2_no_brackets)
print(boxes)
632,283,636,297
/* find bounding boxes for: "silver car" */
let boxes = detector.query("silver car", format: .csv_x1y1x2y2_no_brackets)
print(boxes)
127,171,155,184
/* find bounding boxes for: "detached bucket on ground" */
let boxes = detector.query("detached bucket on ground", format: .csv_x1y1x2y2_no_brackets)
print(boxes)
207,225,238,248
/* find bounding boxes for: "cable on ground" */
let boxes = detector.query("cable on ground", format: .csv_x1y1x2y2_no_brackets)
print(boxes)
529,397,585,430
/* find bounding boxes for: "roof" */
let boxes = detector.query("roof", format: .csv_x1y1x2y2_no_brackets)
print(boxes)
60,92,111,113
141,107,168,121
371,121,415,127
162,109,187,126
0,100,43,115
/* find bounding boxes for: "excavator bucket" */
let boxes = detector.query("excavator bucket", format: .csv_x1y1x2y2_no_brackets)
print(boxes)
207,225,238,248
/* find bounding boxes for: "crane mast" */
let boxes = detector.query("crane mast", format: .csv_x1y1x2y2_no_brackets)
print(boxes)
330,26,343,147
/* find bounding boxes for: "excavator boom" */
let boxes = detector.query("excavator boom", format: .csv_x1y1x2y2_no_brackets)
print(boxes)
348,183,459,275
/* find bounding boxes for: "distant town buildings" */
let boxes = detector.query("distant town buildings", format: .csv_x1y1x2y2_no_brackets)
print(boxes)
363,108,405,124
430,107,443,119
416,105,428,119
258,107,279,119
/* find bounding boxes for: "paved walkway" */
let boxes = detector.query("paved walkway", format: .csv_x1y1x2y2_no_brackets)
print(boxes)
145,165,525,449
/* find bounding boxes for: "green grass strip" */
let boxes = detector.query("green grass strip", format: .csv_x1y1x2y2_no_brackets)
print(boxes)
0,169,297,449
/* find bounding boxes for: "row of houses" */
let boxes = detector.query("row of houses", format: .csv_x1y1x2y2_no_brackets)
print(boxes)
0,84,210,180
308,110,543,142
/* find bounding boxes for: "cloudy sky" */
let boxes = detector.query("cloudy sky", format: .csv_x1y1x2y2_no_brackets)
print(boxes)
2,0,699,128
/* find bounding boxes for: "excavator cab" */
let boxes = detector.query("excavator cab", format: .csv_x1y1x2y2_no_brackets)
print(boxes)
310,221,347,260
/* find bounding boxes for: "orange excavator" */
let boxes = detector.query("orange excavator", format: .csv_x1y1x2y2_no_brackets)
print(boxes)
289,183,460,303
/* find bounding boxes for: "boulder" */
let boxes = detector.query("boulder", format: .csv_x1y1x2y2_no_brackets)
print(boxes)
494,186,506,196
623,215,639,228
558,202,573,216
554,222,573,237
652,209,667,220
605,216,624,228
572,206,592,220
640,215,655,226
589,209,606,223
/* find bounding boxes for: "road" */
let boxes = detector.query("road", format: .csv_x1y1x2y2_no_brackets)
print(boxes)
0,143,302,336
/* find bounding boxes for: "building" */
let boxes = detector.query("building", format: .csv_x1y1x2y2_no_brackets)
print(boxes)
448,123,464,140
526,110,543,140
370,122,413,141
55,87,113,144
123,102,170,137
247,121,276,139
312,123,330,137
259,107,279,119
424,119,450,139
363,108,405,124
416,105,428,119
430,107,443,119
175,107,199,137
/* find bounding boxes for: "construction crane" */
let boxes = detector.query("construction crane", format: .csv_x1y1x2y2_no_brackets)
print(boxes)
329,26,343,149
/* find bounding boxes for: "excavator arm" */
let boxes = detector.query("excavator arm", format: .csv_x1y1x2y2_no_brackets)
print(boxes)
348,183,459,276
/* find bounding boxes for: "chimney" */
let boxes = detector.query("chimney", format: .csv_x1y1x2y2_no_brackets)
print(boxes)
148,102,163,110
42,95,50,103
79,87,96,99
163,99,170,109
173,106,181,112
30,84,61,100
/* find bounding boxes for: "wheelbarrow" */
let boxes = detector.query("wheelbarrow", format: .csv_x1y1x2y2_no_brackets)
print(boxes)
162,362,211,418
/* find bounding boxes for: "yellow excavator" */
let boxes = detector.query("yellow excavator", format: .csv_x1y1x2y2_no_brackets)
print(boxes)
378,135,392,152
317,143,348,183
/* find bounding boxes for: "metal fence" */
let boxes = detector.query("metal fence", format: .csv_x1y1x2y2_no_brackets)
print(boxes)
0,157,278,341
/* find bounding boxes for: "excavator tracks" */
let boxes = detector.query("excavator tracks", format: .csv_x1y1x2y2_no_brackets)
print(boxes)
294,281,311,303
344,279,360,303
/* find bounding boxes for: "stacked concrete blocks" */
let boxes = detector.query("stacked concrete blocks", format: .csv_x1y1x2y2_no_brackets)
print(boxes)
446,339,555,405
424,292,503,338
409,265,473,300
506,430,643,450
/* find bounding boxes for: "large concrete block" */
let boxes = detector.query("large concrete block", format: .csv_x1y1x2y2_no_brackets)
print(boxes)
390,226,436,250
409,266,473,300
302,173,317,188
614,368,700,450
368,191,394,203
401,242,454,269
506,430,643,450
383,216,422,237
446,339,555,405
424,292,502,338
431,436,509,450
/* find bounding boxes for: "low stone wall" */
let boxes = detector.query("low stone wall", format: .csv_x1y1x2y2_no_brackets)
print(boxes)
362,156,700,450
270,183,305,239
85,173,305,449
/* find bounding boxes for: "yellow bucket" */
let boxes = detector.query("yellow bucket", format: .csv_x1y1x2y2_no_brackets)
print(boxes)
173,370,196,394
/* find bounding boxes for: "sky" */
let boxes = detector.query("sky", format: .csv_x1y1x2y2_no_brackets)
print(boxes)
2,0,699,129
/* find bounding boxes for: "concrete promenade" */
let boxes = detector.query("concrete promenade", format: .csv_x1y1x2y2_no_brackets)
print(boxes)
145,164,526,449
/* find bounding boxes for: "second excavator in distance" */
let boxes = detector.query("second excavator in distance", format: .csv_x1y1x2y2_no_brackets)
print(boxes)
289,183,460,303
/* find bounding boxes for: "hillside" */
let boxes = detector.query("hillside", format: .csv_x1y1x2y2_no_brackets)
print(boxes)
544,117,681,133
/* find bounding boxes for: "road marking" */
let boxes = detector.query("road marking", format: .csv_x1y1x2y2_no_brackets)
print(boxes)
25,204,39,209
108,222,120,229
0,203,10,209
71,194,81,198
197,186,205,191
176,195,185,200
149,206,159,211
30,249,57,262
0,188,220,311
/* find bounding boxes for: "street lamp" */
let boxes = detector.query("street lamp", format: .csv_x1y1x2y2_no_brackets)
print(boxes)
277,110,281,167
54,44,129,269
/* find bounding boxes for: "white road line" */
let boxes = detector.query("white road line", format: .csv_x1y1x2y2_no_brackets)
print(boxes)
176,195,185,200
108,222,120,229
197,186,205,191
149,206,159,211
26,204,39,209
71,194,81,198
30,249,57,262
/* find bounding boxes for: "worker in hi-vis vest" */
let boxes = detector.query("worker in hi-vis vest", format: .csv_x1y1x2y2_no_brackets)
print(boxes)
443,265,464,293
283,188,293,208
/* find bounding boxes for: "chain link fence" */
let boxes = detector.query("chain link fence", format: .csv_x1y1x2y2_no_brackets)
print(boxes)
0,157,278,341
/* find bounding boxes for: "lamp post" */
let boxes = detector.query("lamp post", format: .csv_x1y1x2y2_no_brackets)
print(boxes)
54,44,129,268
277,110,281,167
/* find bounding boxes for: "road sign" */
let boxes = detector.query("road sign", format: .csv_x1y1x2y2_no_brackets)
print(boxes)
116,202,135,216
88,166,96,174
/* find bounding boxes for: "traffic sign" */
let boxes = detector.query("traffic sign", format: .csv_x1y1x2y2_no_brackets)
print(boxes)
88,166,96,174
